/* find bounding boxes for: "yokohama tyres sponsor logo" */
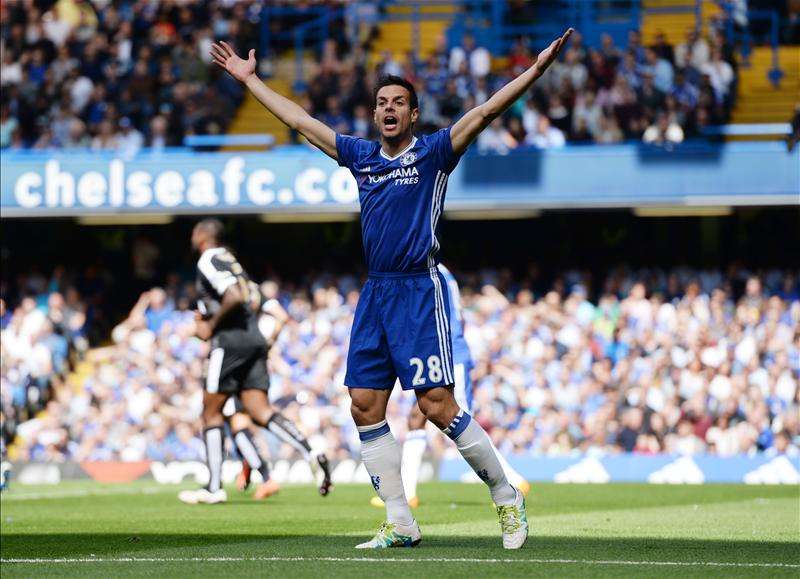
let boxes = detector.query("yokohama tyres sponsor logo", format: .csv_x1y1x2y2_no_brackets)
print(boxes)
367,166,419,184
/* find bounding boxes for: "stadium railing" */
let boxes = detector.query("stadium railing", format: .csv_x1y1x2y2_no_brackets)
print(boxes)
720,5,786,87
451,0,640,55
182,135,276,149
700,123,792,137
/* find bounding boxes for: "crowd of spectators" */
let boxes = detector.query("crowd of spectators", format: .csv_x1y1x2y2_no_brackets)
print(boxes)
0,267,91,454
0,0,253,152
3,264,798,464
302,26,739,151
1,0,747,153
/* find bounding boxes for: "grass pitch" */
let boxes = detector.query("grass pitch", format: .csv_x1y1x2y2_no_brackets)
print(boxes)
1,480,798,577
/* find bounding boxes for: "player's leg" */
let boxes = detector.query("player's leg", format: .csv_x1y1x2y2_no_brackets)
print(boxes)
224,398,252,491
370,399,426,509
228,403,278,499
401,404,427,506
415,386,515,505
416,385,527,549
350,387,419,548
180,345,249,505
492,443,530,495
178,388,228,504
392,270,526,548
347,278,420,548
238,361,332,496
454,362,530,495
201,391,228,495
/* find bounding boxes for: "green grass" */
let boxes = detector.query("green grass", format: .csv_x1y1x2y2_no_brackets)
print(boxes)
1,481,798,577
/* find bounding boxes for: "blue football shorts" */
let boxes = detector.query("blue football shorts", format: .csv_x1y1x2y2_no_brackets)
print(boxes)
345,268,456,390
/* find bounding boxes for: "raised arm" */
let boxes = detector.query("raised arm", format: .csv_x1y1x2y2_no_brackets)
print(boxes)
450,29,573,155
210,42,338,159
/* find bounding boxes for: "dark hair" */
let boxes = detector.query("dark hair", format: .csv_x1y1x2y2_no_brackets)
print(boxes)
195,218,225,242
373,75,418,110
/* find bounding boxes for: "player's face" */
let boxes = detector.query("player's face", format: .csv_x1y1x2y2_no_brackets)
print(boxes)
374,85,418,140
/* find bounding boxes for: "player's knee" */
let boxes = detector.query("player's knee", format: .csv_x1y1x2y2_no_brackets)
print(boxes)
349,400,372,425
202,408,224,428
416,388,459,430
349,393,384,426
230,412,250,432
239,392,274,426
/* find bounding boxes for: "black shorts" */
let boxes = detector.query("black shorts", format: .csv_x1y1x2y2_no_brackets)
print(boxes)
205,328,269,396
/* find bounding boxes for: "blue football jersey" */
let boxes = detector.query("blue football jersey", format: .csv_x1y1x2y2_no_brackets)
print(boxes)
336,128,461,273
438,263,473,366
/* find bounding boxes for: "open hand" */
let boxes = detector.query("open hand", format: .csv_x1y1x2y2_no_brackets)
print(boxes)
210,41,257,83
534,28,574,74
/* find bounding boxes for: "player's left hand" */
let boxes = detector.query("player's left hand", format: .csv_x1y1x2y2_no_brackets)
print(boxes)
534,28,574,74
210,41,257,83
195,319,213,341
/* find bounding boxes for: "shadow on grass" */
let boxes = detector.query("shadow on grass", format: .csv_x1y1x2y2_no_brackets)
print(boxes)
1,534,798,565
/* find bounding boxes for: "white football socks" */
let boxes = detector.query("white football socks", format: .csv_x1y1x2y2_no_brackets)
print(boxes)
401,429,427,500
442,410,517,506
233,429,270,481
204,426,223,493
358,420,414,528
493,444,526,488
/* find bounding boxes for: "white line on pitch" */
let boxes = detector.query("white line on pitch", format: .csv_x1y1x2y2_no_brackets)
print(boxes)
0,486,170,501
1,557,798,568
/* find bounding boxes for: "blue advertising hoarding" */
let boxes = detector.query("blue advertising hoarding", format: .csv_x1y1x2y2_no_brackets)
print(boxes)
440,453,800,484
1,142,797,217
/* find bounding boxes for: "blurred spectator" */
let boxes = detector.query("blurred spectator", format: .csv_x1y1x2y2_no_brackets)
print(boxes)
148,115,170,149
116,116,143,157
526,116,566,149
477,117,517,153
449,33,491,78
642,48,674,94
701,47,735,103
321,96,351,135
651,32,675,65
91,119,118,151
595,114,625,144
643,112,685,145
0,103,18,148
675,28,711,71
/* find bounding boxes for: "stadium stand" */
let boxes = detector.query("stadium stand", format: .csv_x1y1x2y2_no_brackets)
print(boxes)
0,1,797,469
7,0,798,152
0,0,251,151
2,262,798,463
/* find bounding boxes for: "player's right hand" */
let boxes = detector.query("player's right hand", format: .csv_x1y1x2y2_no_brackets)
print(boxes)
210,41,257,83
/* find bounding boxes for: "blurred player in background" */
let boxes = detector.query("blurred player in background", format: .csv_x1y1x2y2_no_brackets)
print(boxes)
178,219,332,505
211,27,572,549
371,263,531,509
223,396,276,499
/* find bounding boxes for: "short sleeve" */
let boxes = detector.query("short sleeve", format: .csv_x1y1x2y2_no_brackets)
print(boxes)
335,133,365,170
197,253,237,296
430,127,462,174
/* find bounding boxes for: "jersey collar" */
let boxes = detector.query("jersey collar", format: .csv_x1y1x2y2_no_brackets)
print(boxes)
199,246,226,262
379,136,417,161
